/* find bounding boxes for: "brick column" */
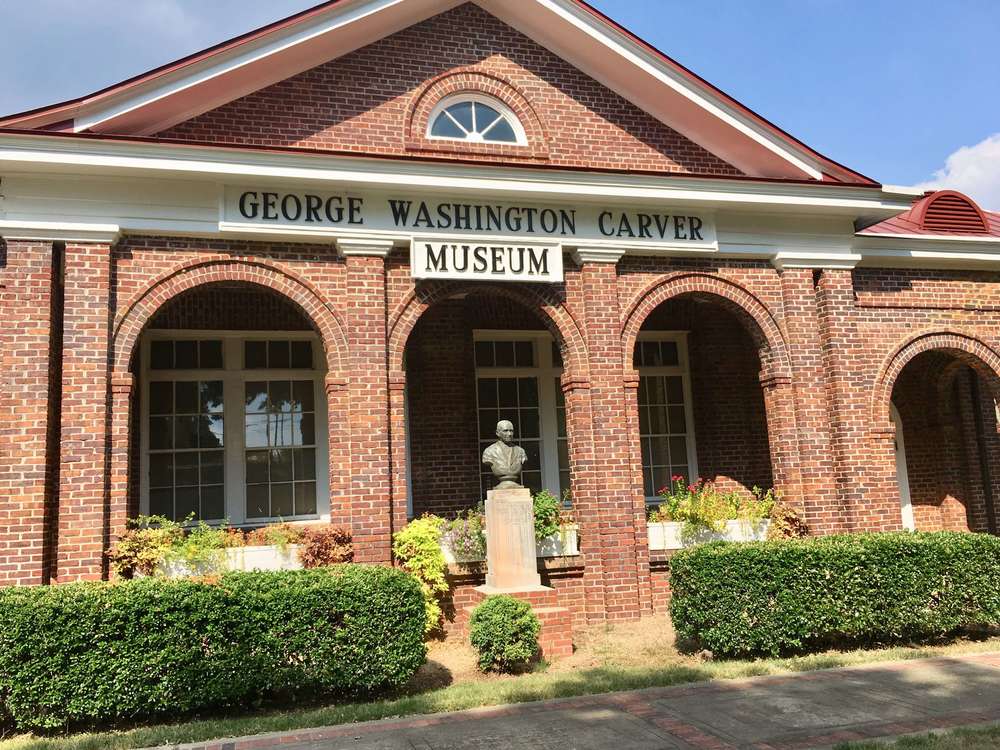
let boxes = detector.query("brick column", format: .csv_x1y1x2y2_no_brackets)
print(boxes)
325,375,352,528
759,373,803,507
572,248,647,621
58,241,114,581
0,240,58,585
774,267,841,531
815,267,878,532
340,238,395,564
107,372,134,565
388,371,409,536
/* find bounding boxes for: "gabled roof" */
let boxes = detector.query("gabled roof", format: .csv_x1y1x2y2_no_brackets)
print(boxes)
0,0,877,185
860,190,1000,239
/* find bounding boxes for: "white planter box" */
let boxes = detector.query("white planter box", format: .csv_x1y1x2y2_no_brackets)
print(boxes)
157,544,303,577
647,520,770,551
441,524,579,564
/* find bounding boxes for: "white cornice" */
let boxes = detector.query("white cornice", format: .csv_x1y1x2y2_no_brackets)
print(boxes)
337,237,396,257
0,135,908,216
570,246,626,264
0,219,121,243
771,251,862,270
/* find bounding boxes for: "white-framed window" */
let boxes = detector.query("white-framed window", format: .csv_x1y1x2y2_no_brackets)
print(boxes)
427,94,527,146
473,331,568,499
140,330,330,526
635,332,698,503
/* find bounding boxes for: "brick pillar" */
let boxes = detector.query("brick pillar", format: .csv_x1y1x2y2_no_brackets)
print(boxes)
572,248,647,621
107,372,134,567
0,240,58,585
388,371,409,536
816,268,899,532
57,241,113,581
341,238,395,564
759,374,803,508
775,268,841,531
562,375,607,622
325,375,352,528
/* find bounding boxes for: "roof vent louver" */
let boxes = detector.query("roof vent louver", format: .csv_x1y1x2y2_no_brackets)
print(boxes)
915,190,989,234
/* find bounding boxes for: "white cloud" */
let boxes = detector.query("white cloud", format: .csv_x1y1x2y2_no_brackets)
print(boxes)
911,133,1000,211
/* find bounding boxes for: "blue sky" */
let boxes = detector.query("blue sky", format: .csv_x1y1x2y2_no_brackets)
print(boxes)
2,1,998,206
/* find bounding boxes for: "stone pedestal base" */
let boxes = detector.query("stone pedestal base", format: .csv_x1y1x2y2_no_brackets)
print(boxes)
484,487,542,590
467,585,573,661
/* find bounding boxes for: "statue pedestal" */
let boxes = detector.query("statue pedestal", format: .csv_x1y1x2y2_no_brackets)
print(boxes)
471,487,573,660
480,487,542,591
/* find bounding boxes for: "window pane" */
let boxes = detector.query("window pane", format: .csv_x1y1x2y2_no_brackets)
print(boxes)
665,376,684,404
149,418,172,450
296,413,315,447
474,341,494,368
477,378,498,407
669,436,688,465
551,341,563,367
246,450,269,484
175,340,197,370
522,440,541,469
484,118,516,143
200,340,223,369
294,448,316,481
446,101,474,131
201,485,225,521
149,381,173,415
271,449,293,482
479,409,499,439
646,377,666,406
522,471,542,495
246,484,269,519
519,408,540,439
245,341,267,369
431,113,466,138
295,482,317,516
151,341,173,370
199,415,224,449
498,378,518,406
647,406,669,435
518,378,538,407
245,382,268,414
201,450,224,485
174,486,199,520
514,341,534,368
245,414,269,448
661,342,680,366
270,380,292,412
174,452,199,486
474,102,502,126
174,416,198,450
293,380,314,413
200,381,224,414
175,381,198,414
271,483,294,518
150,488,173,518
270,413,293,447
149,453,173,488
648,435,669,466
268,340,290,369
494,341,515,367
290,341,313,369
667,406,687,434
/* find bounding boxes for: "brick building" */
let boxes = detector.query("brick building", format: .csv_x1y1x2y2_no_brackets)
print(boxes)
1,0,998,623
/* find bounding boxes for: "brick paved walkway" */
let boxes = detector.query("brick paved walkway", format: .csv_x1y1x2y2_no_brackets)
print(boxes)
154,652,1000,750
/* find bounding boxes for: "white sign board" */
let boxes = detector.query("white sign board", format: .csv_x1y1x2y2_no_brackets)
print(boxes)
411,237,563,283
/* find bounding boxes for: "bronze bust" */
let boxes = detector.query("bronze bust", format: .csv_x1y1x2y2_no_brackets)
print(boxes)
482,420,528,490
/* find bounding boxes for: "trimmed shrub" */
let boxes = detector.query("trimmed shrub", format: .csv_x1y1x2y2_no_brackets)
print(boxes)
0,565,426,731
298,525,353,568
469,595,540,673
392,516,448,634
669,532,1000,658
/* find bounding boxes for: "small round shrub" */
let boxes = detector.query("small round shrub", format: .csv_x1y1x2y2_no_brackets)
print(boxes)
469,595,540,673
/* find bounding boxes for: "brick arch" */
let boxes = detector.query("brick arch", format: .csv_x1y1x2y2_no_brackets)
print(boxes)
387,282,588,378
872,330,1000,429
112,257,348,377
405,68,549,160
620,273,791,381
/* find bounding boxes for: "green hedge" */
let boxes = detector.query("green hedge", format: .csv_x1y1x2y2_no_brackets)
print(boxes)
0,565,426,731
669,532,1000,658
469,596,540,673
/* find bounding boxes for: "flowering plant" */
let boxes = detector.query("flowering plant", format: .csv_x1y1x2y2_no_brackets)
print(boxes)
442,508,487,561
647,476,777,535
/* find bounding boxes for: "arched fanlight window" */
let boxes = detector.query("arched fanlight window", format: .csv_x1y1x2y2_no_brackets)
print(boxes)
427,94,527,146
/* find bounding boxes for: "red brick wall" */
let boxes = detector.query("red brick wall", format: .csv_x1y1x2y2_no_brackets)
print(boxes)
148,282,313,331
158,4,741,177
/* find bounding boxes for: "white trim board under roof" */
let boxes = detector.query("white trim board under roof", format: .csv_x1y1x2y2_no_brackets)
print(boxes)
0,0,874,185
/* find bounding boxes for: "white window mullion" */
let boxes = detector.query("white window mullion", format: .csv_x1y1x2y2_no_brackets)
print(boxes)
537,338,562,498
